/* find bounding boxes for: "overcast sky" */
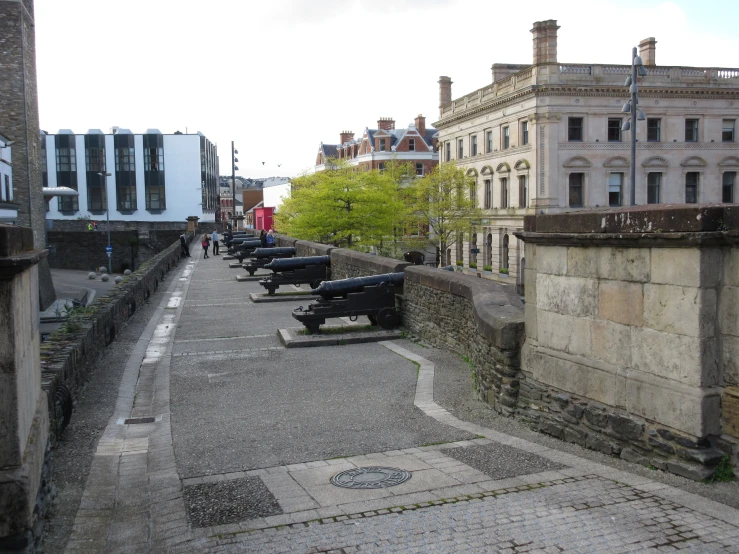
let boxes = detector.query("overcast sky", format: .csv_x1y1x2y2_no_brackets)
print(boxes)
35,0,739,179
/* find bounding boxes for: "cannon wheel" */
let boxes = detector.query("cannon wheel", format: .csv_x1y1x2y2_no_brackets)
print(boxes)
310,279,323,290
367,314,378,326
247,268,255,276
376,308,400,330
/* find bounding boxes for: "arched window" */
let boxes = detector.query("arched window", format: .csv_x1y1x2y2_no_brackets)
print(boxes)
501,234,510,271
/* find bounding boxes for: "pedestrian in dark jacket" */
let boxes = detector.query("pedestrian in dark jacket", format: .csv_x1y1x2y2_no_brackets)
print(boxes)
260,229,267,248
201,234,211,258
180,233,190,257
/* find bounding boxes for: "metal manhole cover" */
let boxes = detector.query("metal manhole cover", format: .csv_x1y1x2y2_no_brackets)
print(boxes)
331,467,411,489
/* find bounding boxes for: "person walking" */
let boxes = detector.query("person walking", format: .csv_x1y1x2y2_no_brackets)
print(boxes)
212,229,220,255
201,233,210,258
180,233,191,257
259,229,267,248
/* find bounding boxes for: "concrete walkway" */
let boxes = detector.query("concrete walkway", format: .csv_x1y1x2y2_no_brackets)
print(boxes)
55,240,739,553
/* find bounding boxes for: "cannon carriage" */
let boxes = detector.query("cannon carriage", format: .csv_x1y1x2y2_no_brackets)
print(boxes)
243,247,296,275
259,255,330,295
292,272,403,334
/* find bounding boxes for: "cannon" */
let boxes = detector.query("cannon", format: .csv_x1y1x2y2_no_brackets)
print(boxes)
226,236,257,250
232,240,263,261
243,247,296,275
259,255,330,295
292,272,404,334
403,251,425,265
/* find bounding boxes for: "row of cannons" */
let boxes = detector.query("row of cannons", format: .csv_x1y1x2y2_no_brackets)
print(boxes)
222,232,417,334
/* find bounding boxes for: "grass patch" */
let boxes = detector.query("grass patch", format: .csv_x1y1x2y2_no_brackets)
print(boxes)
704,455,735,483
412,361,420,379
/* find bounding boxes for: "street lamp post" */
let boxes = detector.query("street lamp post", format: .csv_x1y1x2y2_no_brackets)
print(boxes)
231,141,239,231
98,171,112,273
621,47,647,205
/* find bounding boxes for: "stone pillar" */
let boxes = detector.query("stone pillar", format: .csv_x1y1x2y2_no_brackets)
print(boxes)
438,76,452,118
0,225,50,552
0,0,56,310
186,216,199,233
531,20,560,65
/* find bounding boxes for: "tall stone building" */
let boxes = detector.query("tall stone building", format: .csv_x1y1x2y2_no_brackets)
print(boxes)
434,20,739,282
0,0,55,308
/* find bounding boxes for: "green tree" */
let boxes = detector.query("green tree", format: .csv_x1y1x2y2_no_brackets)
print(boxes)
408,163,483,266
274,159,407,249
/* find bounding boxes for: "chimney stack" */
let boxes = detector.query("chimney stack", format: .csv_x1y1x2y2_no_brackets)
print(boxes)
377,117,395,131
639,37,657,66
438,76,452,117
339,130,354,144
414,114,426,135
531,20,560,65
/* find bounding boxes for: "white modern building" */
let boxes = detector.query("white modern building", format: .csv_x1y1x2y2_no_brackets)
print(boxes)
263,177,291,212
0,133,17,223
43,128,219,223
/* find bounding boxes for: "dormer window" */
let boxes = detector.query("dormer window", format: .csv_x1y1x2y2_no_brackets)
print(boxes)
379,139,386,152
409,138,415,151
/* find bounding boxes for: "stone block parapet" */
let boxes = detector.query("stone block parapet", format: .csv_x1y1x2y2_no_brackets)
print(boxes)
330,249,410,280
516,204,739,480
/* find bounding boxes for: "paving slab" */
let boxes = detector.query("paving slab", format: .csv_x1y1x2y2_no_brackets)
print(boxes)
250,291,316,303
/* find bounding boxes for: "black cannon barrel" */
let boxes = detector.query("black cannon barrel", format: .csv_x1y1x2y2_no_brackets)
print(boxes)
251,247,296,259
236,239,262,248
264,255,330,272
310,272,404,297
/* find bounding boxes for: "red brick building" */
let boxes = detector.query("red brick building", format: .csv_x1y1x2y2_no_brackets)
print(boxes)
315,115,439,176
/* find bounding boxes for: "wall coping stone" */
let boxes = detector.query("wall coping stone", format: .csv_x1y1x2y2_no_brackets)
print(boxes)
405,266,525,350
0,225,35,256
523,204,739,235
295,240,334,256
515,230,739,248
332,248,411,274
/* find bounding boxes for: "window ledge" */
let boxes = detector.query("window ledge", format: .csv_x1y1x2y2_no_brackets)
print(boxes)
118,210,137,215
146,209,165,214
88,210,107,216
59,210,78,215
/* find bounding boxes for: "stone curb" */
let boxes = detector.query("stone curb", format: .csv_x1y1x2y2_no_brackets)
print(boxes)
278,327,403,348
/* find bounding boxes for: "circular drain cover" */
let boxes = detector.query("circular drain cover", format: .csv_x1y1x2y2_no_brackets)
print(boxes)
331,467,411,489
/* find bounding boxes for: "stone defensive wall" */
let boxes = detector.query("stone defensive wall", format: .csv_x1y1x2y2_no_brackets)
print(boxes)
277,204,739,480
40,232,193,444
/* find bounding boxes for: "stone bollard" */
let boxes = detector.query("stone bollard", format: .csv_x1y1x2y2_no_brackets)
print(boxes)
101,274,109,282
114,276,124,284
88,272,96,280
124,269,132,276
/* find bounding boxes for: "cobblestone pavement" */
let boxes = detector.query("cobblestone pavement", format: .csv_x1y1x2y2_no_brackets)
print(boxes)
54,240,739,553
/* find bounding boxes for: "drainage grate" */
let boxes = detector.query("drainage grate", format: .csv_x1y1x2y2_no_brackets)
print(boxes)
124,417,155,424
331,467,411,489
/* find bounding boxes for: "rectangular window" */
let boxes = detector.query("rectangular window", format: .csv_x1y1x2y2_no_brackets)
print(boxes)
486,130,493,153
484,179,491,209
685,172,699,203
685,119,699,142
568,173,584,207
608,118,622,142
608,172,623,207
144,147,164,171
500,177,508,208
88,173,107,211
723,120,735,143
378,162,385,171
647,173,661,204
458,138,463,159
415,163,423,176
471,135,477,156
568,117,583,142
503,126,510,149
521,121,529,146
4,175,10,202
56,147,76,172
647,118,661,142
723,172,736,203
379,139,386,152
469,182,476,208
143,135,165,210
115,147,135,171
85,147,105,172
445,142,451,162
408,138,415,151
518,176,527,208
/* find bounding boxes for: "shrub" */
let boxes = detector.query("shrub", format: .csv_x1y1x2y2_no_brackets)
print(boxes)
469,262,477,269
483,265,492,271
499,267,509,274
456,260,463,266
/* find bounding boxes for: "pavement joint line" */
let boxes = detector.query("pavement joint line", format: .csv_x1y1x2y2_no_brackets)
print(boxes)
172,346,283,357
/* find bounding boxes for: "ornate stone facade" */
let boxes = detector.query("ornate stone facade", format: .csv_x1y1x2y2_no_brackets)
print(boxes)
433,19,739,282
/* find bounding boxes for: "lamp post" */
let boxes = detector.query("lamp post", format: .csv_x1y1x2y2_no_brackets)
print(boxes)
621,47,648,205
98,171,112,273
231,141,239,231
